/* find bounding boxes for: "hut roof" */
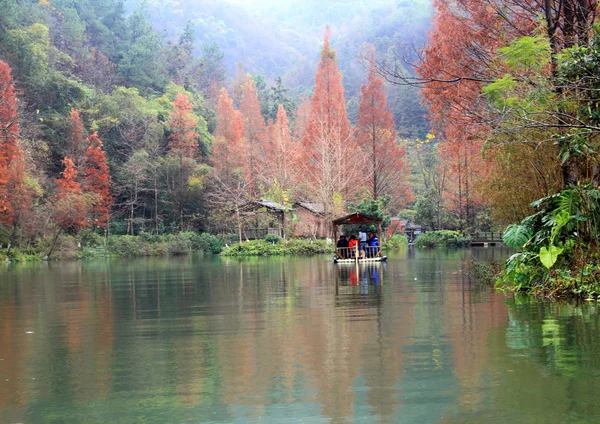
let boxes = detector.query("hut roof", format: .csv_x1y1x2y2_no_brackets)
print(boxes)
332,213,382,226
239,199,290,213
295,201,325,215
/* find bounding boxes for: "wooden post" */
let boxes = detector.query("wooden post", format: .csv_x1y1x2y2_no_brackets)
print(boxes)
377,222,382,257
333,224,338,257
355,243,359,263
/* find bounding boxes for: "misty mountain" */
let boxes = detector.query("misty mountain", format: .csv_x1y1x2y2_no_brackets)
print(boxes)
132,0,432,135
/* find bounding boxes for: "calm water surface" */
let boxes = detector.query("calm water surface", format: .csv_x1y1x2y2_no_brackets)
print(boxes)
2,247,600,423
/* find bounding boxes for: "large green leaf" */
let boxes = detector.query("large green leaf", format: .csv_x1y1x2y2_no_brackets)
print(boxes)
503,224,532,248
539,245,563,269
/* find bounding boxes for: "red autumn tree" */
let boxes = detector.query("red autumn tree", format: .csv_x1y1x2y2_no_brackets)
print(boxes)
438,139,488,230
165,93,202,231
212,87,246,175
416,1,535,228
4,149,34,239
264,104,298,198
239,75,267,196
53,157,89,233
167,93,199,157
0,59,20,222
356,63,412,209
83,132,112,228
67,109,88,169
301,28,362,217
208,87,252,241
416,1,599,226
293,97,311,142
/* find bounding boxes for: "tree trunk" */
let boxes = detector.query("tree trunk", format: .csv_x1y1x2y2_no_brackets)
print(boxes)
154,177,159,235
46,229,62,259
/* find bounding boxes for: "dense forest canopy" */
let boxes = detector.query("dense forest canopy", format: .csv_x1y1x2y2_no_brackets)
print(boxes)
0,0,431,256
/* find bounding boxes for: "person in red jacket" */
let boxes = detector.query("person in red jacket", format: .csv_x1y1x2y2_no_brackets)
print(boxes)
348,235,358,258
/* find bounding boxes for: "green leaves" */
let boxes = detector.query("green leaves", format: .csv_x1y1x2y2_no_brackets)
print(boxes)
502,224,532,248
539,245,564,269
498,36,551,72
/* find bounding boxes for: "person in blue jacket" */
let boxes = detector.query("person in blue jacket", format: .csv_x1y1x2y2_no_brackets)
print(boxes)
367,233,379,257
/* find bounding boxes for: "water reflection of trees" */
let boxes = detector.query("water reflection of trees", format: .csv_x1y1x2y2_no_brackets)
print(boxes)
3,251,600,422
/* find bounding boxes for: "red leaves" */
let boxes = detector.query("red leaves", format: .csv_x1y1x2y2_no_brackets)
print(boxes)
264,104,298,191
213,88,246,174
239,76,267,195
67,108,87,169
84,132,112,228
0,60,20,220
356,64,412,206
301,29,358,213
0,60,32,228
54,157,89,232
167,93,199,157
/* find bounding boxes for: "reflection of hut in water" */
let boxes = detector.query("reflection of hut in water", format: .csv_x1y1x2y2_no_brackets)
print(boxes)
335,262,385,298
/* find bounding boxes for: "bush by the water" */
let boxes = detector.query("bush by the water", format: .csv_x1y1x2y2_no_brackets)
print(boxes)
414,231,471,248
465,258,503,286
383,234,408,249
221,239,334,257
496,183,600,299
264,234,281,244
1,232,225,261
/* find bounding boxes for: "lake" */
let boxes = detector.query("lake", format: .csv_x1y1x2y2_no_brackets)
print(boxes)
2,247,600,423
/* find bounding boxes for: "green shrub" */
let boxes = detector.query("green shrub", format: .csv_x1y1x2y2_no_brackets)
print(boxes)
197,233,224,254
383,234,408,249
221,238,334,257
77,246,109,259
168,234,192,255
465,258,503,286
3,248,42,262
264,234,281,244
414,231,470,248
80,232,106,248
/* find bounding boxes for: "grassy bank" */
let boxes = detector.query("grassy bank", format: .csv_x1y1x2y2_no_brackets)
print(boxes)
0,232,224,262
414,230,471,248
221,238,334,257
3,233,407,261
222,234,408,257
382,234,409,250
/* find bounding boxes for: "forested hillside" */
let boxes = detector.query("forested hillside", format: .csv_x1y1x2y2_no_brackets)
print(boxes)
0,0,428,258
134,0,432,135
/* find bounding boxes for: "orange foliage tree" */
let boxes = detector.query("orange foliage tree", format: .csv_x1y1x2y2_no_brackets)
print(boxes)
83,132,112,229
239,75,267,196
67,109,88,170
53,157,89,233
0,60,20,222
166,92,202,231
209,87,251,240
356,63,412,210
415,0,599,226
0,60,34,246
415,0,526,228
167,93,199,157
263,104,298,202
414,1,538,227
301,28,362,217
212,88,246,175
